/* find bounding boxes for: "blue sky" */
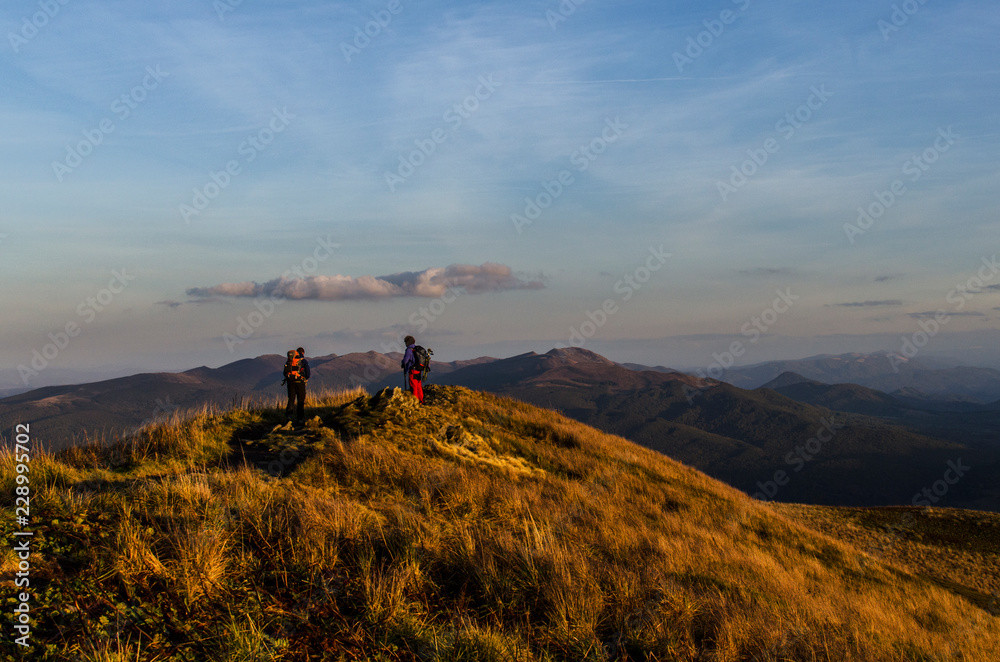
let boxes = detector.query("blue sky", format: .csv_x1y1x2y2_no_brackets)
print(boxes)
3,0,1000,388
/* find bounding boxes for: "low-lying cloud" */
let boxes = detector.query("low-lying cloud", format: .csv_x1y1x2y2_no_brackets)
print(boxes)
186,263,544,301
738,267,791,277
832,300,904,307
909,310,986,319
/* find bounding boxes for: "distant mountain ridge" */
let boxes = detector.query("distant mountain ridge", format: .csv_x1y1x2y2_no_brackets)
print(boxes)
718,351,1000,402
759,371,909,416
757,369,1000,457
439,352,997,509
438,347,703,393
4,347,999,510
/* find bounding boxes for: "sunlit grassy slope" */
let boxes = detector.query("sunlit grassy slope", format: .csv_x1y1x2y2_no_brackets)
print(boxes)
2,385,998,661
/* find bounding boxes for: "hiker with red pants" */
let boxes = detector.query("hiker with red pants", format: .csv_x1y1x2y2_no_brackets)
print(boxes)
401,335,431,404
282,347,311,424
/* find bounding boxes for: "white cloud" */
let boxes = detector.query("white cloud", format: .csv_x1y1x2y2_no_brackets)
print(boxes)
186,262,544,301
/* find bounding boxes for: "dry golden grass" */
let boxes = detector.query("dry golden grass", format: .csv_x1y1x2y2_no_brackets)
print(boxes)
2,384,998,661
773,501,1000,618
112,504,168,584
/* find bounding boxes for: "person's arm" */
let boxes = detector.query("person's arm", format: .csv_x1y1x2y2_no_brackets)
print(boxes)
401,346,414,371
302,360,311,381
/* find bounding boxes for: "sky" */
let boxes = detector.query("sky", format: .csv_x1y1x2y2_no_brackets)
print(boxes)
3,0,1000,390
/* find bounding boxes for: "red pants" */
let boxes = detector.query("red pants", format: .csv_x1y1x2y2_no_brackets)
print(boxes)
407,370,424,403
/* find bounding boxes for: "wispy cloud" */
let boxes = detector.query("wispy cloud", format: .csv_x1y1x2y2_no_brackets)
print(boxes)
187,263,544,301
157,297,229,308
738,267,792,277
832,300,904,307
910,311,987,319
315,326,464,342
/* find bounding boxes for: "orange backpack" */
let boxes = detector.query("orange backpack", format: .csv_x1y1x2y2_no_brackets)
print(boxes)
284,352,303,381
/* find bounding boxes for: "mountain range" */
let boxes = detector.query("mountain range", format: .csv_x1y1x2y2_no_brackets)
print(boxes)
4,349,999,510
439,350,999,510
718,351,1000,402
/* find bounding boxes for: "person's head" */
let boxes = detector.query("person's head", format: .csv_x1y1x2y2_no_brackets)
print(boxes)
404,335,415,347
296,347,305,357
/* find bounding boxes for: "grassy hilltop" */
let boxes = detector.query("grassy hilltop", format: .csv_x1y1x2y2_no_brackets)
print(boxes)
2,385,999,661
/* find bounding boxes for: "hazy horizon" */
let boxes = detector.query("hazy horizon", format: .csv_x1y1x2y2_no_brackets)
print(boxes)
5,0,1000,391
7,336,1000,396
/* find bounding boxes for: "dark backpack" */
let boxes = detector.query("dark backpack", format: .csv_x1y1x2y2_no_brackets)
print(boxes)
411,346,432,381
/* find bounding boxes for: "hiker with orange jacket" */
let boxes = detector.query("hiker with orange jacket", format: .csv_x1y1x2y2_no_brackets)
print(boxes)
282,347,310,424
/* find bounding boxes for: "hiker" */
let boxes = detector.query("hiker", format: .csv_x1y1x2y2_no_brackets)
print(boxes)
282,347,310,423
401,336,431,404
